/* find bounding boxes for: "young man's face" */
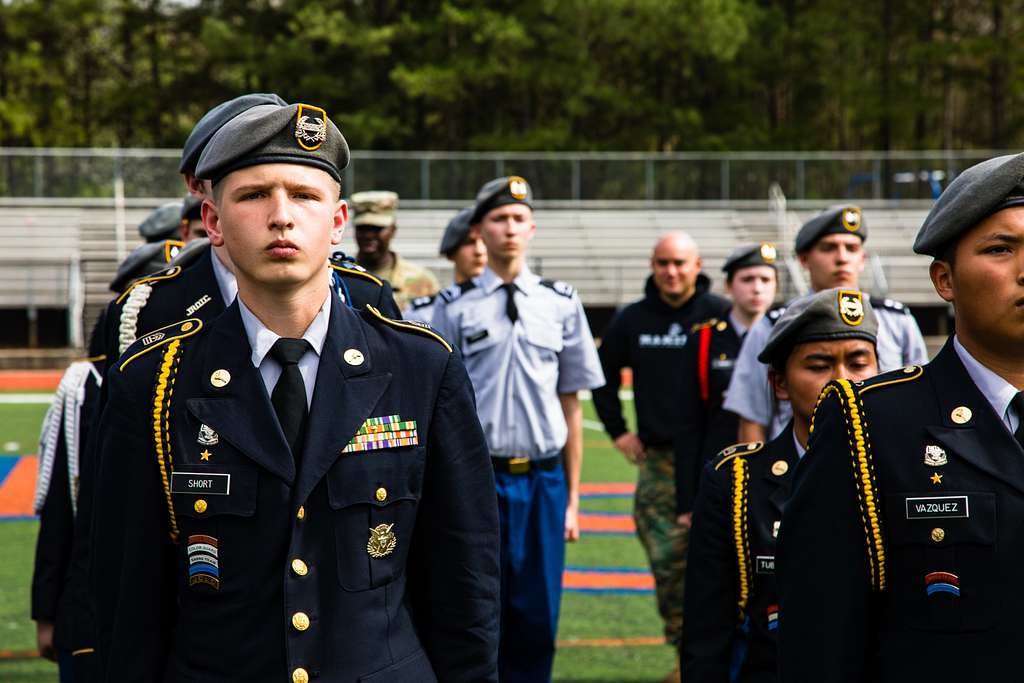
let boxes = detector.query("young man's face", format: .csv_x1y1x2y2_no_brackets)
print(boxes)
774,339,879,425
477,204,535,261
726,265,777,318
202,163,346,291
798,234,866,291
931,207,1024,355
448,227,487,282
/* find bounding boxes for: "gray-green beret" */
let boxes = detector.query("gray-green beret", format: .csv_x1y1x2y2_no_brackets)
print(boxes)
138,202,183,242
178,93,287,175
722,242,778,275
471,176,533,223
195,103,350,185
758,288,878,366
439,207,475,256
109,240,182,293
913,153,1024,257
794,205,867,253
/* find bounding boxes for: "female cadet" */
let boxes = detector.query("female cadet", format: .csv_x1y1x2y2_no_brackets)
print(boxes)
681,287,880,682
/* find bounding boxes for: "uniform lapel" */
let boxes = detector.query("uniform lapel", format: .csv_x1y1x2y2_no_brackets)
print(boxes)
924,340,1024,496
181,247,227,320
766,425,800,515
186,302,295,484
294,296,391,504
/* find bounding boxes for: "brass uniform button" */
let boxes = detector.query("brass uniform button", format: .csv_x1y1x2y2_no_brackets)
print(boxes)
194,499,208,514
210,369,231,387
296,505,305,520
951,406,972,424
771,460,789,476
931,527,945,543
292,668,309,683
375,487,387,502
292,612,311,632
291,559,308,577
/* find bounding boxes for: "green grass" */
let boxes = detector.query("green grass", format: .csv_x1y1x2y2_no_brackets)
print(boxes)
0,399,676,681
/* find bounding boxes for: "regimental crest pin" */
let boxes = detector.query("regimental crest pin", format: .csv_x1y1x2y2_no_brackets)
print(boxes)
924,445,948,467
197,424,219,446
508,175,529,200
838,289,864,326
760,242,778,263
367,523,397,559
842,206,862,232
294,103,328,151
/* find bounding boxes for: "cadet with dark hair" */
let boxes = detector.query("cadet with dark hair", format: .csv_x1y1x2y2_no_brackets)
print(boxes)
405,207,487,323
778,153,1024,681
683,288,879,682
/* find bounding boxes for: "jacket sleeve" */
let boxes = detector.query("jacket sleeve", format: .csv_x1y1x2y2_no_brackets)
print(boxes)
776,392,871,683
90,361,176,681
675,333,708,514
411,351,500,681
592,310,629,440
681,462,737,683
376,279,403,320
32,426,74,622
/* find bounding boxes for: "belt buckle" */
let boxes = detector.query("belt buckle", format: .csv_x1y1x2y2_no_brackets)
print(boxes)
508,457,530,474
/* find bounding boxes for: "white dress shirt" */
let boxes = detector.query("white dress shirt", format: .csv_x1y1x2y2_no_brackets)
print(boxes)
953,335,1021,433
210,248,239,306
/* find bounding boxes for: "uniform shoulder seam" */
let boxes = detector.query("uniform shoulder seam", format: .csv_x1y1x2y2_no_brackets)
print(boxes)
690,318,718,333
858,365,923,394
539,278,575,298
115,266,183,305
713,441,765,470
439,281,476,303
118,318,203,372
330,262,383,287
365,305,452,352
869,295,909,313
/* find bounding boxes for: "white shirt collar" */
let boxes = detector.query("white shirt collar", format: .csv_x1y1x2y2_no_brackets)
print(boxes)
793,430,807,459
210,248,238,305
728,310,749,337
953,335,1019,430
237,293,331,369
478,264,539,295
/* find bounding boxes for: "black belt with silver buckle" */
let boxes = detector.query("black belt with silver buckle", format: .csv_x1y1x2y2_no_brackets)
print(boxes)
491,456,561,475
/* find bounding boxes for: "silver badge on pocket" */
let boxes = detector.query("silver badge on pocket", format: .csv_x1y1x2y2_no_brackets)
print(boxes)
924,445,947,467
197,424,219,446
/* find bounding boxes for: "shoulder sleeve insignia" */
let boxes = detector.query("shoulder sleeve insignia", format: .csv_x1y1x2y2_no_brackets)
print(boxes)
365,305,452,353
713,441,765,470
330,262,383,287
539,278,575,298
411,295,437,309
870,296,909,314
118,318,203,372
115,266,183,305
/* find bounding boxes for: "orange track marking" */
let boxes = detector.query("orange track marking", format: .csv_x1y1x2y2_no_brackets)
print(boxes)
0,456,37,516
579,513,635,533
0,370,63,391
556,637,664,648
563,569,655,591
579,482,635,496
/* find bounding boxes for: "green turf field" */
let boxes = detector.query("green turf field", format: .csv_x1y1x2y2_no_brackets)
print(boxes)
0,399,677,681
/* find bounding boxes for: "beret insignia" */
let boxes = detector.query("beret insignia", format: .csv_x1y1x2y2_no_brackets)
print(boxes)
759,242,777,263
841,207,862,232
509,176,529,200
838,289,865,326
294,104,328,151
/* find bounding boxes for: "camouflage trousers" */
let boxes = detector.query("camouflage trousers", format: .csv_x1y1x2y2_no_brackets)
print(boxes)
633,447,687,645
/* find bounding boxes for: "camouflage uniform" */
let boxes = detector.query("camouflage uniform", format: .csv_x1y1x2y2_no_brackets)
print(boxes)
634,447,686,645
370,253,440,311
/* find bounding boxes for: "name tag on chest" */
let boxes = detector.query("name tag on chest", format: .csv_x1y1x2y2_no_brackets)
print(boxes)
171,472,231,495
905,495,968,519
755,555,775,574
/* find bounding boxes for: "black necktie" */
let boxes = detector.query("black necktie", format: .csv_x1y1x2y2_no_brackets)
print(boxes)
501,283,519,323
270,338,311,464
1012,392,1024,449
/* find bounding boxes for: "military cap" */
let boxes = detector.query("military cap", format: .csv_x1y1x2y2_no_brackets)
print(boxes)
794,205,867,253
471,176,532,224
914,153,1024,257
722,242,778,275
439,207,475,256
181,195,203,221
351,191,399,228
758,288,878,366
178,93,287,175
196,102,349,185
138,202,183,242
109,240,182,293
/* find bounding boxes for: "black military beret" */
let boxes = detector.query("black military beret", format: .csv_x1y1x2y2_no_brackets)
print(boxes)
722,242,778,275
178,93,287,175
794,205,867,253
110,240,182,293
471,176,532,224
138,202,183,242
439,207,475,256
914,153,1024,257
196,103,350,185
181,195,202,221
758,288,878,367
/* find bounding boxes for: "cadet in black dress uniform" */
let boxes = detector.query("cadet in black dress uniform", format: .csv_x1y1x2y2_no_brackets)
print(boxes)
675,243,778,518
777,153,1024,682
684,288,880,682
89,101,499,682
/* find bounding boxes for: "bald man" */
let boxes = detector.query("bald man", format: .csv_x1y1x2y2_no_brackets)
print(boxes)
593,232,730,678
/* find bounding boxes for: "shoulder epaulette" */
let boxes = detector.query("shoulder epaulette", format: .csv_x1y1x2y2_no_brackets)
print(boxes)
438,280,476,304
115,266,183,305
365,305,452,352
330,261,383,287
870,296,909,314
691,318,718,334
118,318,203,372
811,378,886,592
766,306,786,325
856,364,923,394
539,278,575,298
410,294,437,310
713,441,765,471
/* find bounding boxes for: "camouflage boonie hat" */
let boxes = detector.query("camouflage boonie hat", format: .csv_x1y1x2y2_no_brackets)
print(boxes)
351,191,399,228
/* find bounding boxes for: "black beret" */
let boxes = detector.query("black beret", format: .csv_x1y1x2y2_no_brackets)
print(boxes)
471,176,532,224
138,202,183,242
758,288,878,367
794,205,867,253
178,93,287,175
439,207,475,256
722,242,778,275
109,240,183,293
195,103,350,185
914,153,1024,256
181,195,203,221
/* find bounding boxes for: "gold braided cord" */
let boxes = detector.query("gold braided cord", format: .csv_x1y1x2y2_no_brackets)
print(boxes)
731,457,751,618
153,339,180,542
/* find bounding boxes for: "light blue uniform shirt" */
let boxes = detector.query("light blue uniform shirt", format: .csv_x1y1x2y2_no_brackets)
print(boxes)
723,294,930,438
954,335,1021,433
237,293,331,408
432,265,605,459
